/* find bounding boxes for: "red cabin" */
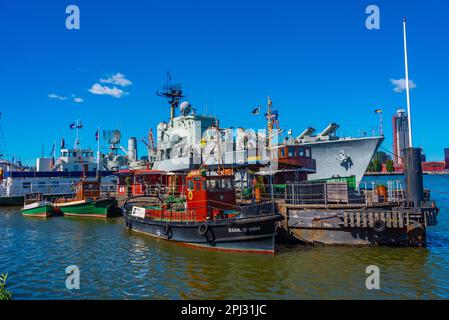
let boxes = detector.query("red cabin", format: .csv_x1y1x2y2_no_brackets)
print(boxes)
115,170,169,197
271,145,315,171
185,169,236,220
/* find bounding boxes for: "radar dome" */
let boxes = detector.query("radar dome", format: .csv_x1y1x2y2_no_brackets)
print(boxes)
180,101,191,115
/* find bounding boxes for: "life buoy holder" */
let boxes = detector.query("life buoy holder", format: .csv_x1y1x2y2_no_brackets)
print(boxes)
188,191,194,201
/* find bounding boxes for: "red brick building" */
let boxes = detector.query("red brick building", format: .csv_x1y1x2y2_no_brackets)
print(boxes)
422,161,445,172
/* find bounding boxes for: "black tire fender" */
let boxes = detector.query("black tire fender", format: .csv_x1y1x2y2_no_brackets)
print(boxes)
163,223,170,235
373,220,386,233
198,222,209,236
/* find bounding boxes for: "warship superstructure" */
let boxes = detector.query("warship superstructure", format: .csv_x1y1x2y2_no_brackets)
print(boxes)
149,82,382,186
149,83,316,181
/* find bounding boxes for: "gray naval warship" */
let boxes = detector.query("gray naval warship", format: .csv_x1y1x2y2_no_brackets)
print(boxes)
294,124,384,186
148,82,383,186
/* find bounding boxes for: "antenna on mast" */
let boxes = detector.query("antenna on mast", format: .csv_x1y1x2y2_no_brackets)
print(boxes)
156,72,185,125
403,18,413,147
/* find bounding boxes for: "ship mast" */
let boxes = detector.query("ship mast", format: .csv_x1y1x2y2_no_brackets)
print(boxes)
156,73,185,125
267,96,273,148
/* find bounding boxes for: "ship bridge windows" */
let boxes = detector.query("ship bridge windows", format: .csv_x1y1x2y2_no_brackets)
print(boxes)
62,151,68,157
206,178,234,191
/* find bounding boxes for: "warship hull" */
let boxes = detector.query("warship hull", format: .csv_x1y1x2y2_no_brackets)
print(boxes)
303,136,384,186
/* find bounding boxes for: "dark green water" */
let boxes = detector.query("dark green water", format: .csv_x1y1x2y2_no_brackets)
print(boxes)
1,175,448,299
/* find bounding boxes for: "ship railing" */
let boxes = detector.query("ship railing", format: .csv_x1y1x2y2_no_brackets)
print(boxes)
111,183,183,200
145,206,229,223
253,180,407,205
356,180,406,203
0,182,75,198
260,183,329,205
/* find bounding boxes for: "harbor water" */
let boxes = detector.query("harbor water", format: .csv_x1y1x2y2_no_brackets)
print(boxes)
1,175,448,299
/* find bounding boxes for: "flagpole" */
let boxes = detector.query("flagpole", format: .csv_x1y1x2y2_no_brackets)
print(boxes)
379,110,383,136
403,18,413,147
97,127,100,172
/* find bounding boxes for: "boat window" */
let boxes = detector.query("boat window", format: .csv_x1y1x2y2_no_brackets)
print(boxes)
288,147,296,157
280,148,285,157
188,180,194,190
195,182,201,190
22,182,31,190
222,179,234,190
305,148,311,158
62,151,68,157
38,182,46,188
298,148,305,157
73,152,77,157
206,178,233,191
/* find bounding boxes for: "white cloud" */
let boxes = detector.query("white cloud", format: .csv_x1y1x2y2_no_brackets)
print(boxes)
390,78,417,93
48,93,67,100
88,83,127,98
73,97,84,103
100,73,132,87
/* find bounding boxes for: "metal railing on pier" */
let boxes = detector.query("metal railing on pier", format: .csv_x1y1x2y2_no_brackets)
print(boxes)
249,180,407,206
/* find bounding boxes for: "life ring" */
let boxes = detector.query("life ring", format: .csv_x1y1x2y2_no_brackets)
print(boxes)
198,222,209,236
373,220,386,233
188,191,194,201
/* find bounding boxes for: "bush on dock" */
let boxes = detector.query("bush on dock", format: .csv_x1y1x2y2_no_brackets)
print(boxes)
0,273,12,300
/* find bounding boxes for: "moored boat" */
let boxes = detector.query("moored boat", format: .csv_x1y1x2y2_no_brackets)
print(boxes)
21,193,54,218
55,180,118,218
122,170,284,254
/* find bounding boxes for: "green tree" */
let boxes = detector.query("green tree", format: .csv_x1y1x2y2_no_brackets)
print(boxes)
372,159,382,172
386,159,394,173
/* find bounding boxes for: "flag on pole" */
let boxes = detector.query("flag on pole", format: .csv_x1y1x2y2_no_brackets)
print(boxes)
374,109,382,114
69,123,75,129
95,129,99,141
61,138,65,149
251,106,261,115
265,110,279,120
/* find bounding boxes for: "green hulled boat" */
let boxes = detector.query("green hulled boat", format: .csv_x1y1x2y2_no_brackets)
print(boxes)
21,193,54,218
54,180,118,218
56,198,117,218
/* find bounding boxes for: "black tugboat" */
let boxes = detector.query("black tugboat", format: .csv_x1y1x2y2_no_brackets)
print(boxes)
122,169,284,254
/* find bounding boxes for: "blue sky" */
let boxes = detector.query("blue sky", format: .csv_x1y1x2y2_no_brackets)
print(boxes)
0,0,448,164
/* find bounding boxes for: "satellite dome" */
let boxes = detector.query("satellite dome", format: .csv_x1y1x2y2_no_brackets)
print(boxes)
180,101,191,115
